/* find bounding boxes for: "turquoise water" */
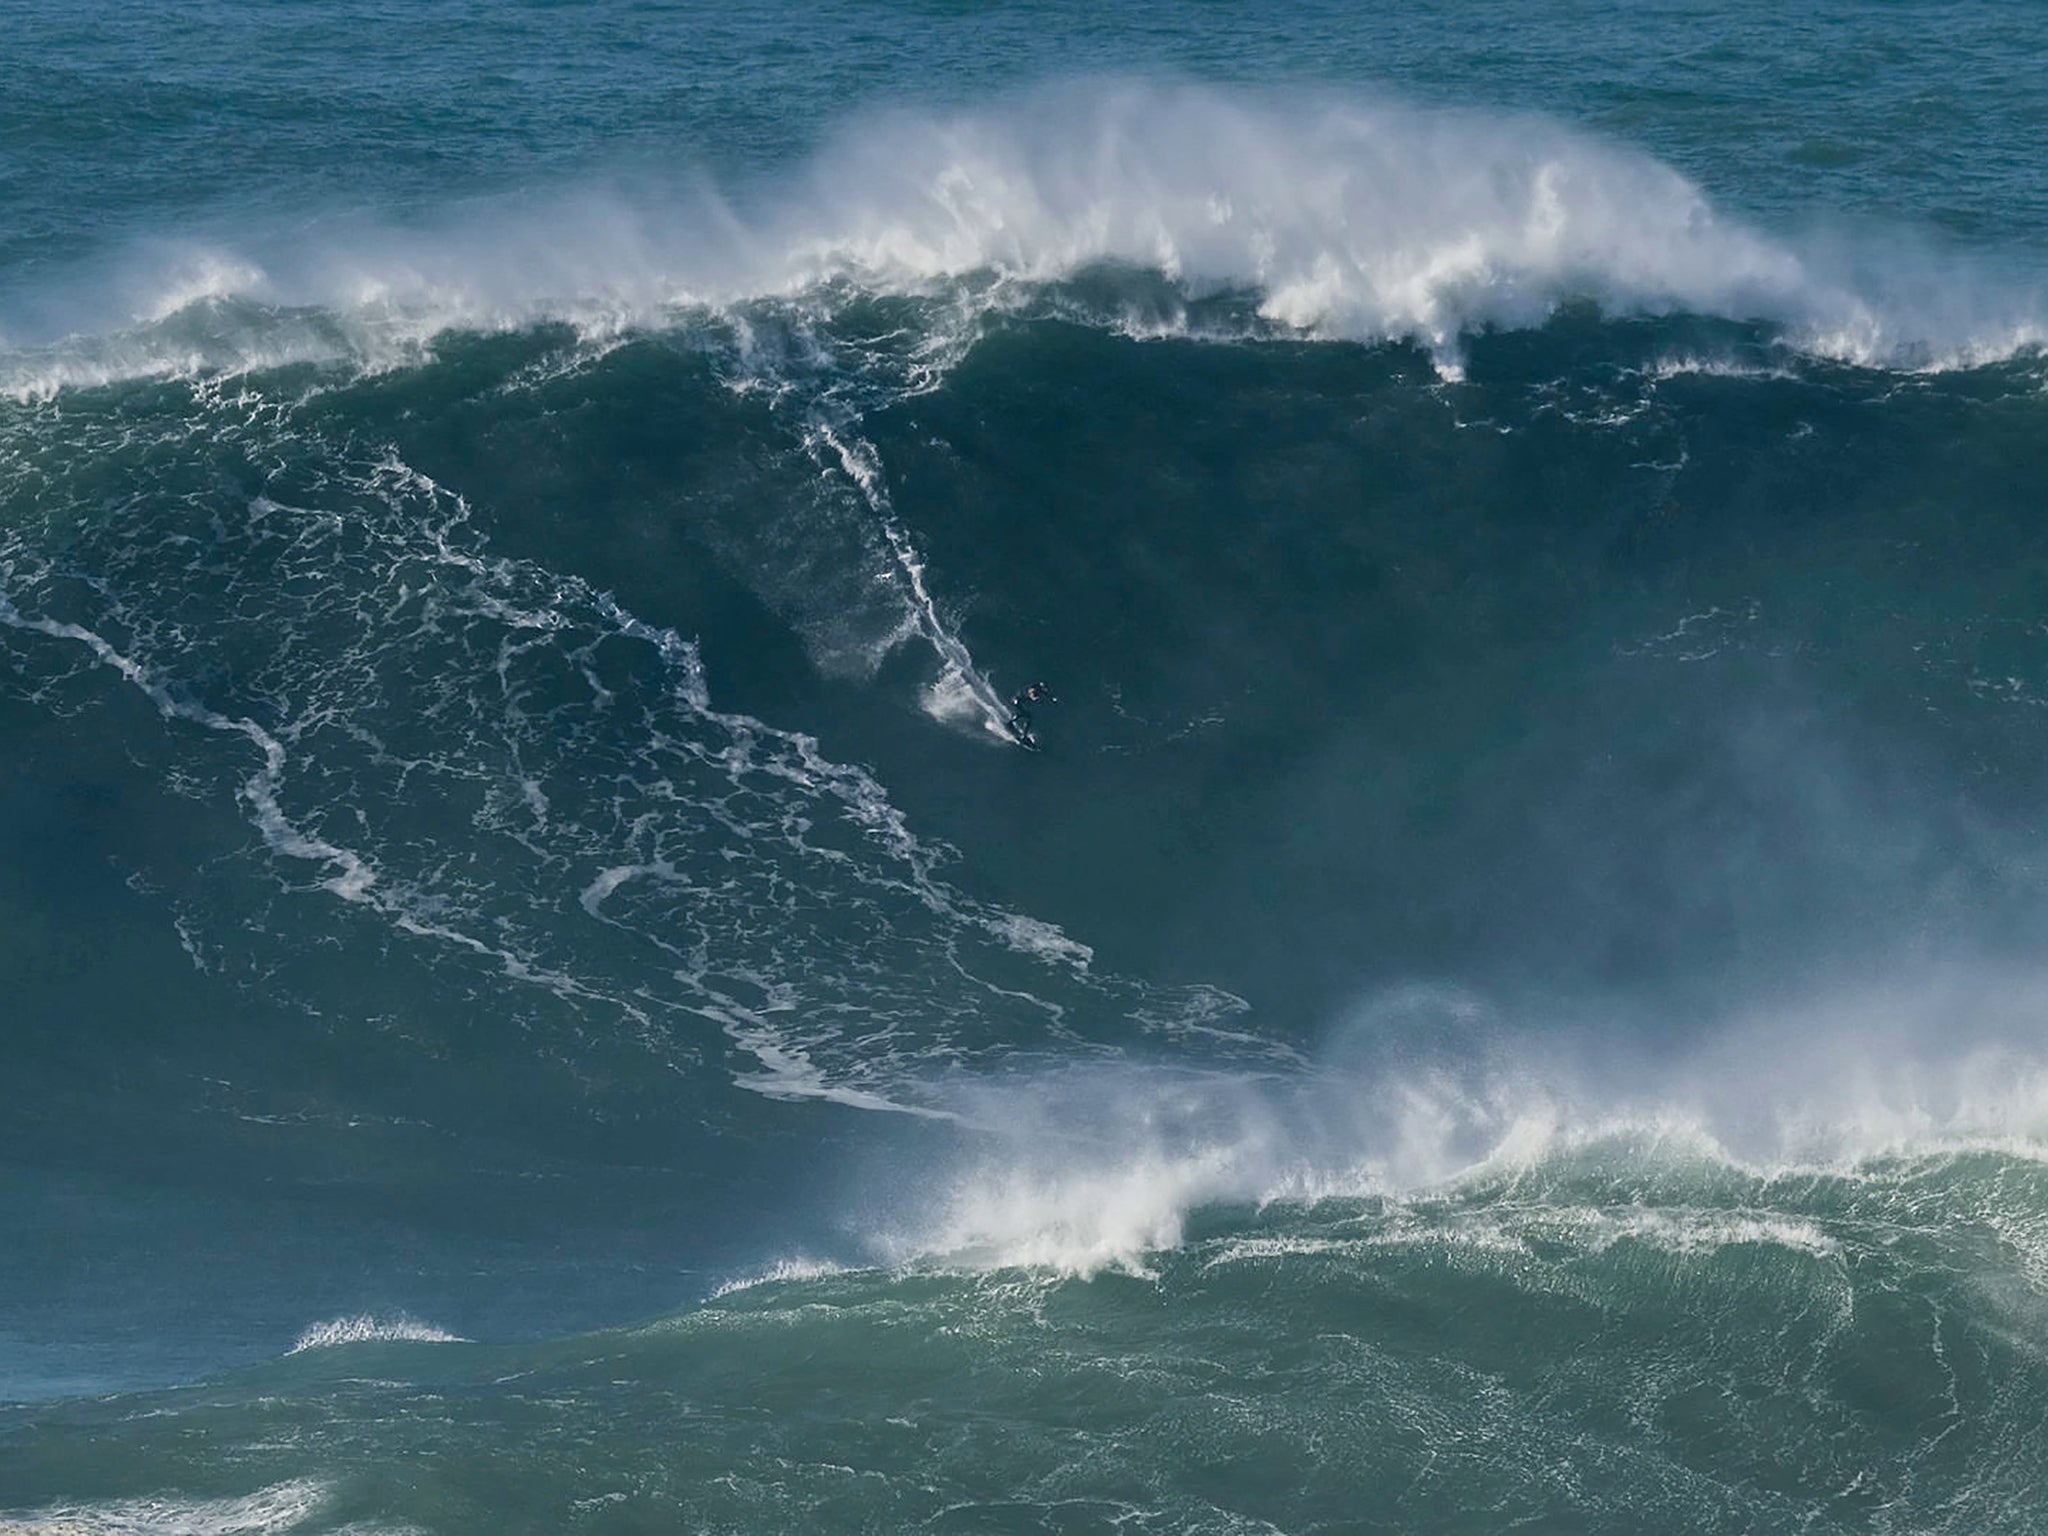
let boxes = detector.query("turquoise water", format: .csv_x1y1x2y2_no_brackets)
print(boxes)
5,3,2048,1532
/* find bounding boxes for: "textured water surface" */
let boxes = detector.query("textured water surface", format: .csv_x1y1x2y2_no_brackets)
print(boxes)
4,2,2048,1532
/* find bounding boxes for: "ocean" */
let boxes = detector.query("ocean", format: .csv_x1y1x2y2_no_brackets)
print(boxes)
5,1,2048,1531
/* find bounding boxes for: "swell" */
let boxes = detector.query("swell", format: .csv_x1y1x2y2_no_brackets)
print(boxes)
3,80,2043,400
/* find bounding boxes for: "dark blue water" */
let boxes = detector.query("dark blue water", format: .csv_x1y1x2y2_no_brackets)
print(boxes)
5,3,2048,1531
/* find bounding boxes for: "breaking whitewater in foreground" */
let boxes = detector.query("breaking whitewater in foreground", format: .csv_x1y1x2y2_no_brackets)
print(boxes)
8,1112,2048,1532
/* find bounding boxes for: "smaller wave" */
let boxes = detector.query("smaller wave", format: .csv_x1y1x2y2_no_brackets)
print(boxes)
707,1257,853,1300
286,1315,465,1354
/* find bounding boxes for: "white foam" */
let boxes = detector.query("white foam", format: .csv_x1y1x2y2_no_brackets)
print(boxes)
800,420,1017,737
0,451,1188,1121
286,1314,464,1354
0,596,382,903
921,664,1023,749
976,911,1093,969
135,252,273,326
4,81,2040,398
579,861,677,915
1589,1208,1841,1259
721,1017,958,1119
912,1146,1249,1278
0,1481,331,1536
887,1067,1294,1277
1199,1234,1360,1269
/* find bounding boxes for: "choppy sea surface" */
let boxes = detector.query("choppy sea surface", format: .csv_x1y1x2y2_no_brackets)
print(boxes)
6,3,2048,1531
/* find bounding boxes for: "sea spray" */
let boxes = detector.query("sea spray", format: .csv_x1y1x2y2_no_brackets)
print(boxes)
871,977,2048,1279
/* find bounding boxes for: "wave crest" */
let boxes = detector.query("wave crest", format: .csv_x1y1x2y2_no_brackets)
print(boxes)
5,80,2041,398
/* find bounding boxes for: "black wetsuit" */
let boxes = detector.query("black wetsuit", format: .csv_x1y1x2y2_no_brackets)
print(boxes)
1009,686,1050,737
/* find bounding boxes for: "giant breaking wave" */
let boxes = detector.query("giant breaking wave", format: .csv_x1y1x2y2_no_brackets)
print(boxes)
3,80,2042,399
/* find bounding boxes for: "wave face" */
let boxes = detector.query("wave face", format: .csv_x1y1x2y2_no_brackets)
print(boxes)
7,4,2048,1532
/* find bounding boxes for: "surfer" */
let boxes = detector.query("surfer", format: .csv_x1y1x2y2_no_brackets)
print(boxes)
1008,681,1054,743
